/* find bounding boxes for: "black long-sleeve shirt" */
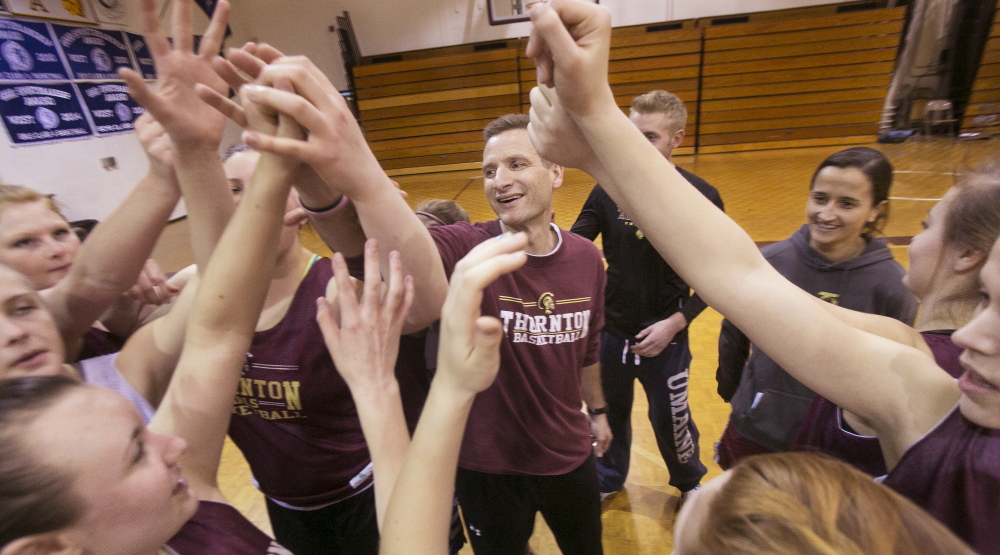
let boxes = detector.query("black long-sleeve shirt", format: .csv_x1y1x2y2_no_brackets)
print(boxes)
571,167,724,338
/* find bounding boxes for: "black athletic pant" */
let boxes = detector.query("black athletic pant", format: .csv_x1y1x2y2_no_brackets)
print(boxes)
265,486,379,555
456,455,603,555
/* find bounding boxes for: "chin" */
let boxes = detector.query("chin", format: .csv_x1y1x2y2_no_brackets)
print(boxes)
959,395,1000,429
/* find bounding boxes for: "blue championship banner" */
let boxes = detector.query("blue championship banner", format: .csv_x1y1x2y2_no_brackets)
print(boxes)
0,82,92,145
124,32,155,80
52,24,134,80
0,18,69,81
78,82,142,135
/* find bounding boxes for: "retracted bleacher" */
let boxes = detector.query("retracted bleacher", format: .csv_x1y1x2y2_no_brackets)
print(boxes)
962,5,1000,137
698,7,905,154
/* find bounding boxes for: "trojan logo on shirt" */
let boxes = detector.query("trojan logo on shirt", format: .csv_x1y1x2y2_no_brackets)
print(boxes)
498,294,592,346
818,291,841,305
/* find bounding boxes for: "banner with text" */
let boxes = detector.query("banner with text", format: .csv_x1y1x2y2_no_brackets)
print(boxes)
124,32,155,80
0,18,68,81
0,82,92,145
52,24,134,80
78,82,142,135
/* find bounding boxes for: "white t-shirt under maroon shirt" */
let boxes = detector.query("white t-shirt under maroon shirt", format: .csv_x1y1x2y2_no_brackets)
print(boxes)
430,221,605,476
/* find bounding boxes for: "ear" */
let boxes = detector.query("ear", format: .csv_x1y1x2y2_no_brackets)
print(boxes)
868,199,888,222
0,533,82,555
670,128,685,149
952,247,986,274
550,164,564,191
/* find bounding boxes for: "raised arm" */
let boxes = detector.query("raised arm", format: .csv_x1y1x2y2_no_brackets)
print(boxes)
316,240,413,528
236,58,449,331
43,113,181,359
148,114,298,499
120,0,235,273
381,232,528,554
523,0,958,460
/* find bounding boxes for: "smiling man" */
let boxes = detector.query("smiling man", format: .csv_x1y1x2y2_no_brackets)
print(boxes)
425,113,611,554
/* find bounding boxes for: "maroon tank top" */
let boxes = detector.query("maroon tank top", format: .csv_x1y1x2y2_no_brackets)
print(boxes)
881,406,1000,553
227,259,372,507
792,332,964,477
165,501,290,554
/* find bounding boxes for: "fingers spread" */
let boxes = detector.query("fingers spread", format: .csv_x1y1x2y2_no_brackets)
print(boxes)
170,0,194,54
195,83,248,128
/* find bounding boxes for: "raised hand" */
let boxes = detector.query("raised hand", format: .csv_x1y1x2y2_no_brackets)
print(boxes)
526,0,616,118
527,83,597,171
317,239,413,395
435,233,529,396
120,0,231,151
134,112,176,183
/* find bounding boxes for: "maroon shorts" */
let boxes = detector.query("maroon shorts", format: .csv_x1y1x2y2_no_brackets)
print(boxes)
716,424,772,470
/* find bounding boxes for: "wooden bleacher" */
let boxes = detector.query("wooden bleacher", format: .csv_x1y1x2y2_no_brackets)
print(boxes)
962,6,1000,138
353,41,521,173
518,21,702,156
353,3,907,172
698,8,905,154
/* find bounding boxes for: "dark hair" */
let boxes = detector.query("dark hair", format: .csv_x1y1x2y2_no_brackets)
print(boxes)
945,159,1000,258
483,113,530,143
810,147,893,238
415,199,471,227
0,376,86,548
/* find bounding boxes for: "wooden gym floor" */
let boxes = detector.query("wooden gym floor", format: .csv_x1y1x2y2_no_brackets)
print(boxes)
152,137,996,554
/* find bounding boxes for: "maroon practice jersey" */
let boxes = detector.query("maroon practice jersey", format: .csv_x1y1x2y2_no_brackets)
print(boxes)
165,501,290,554
430,221,605,475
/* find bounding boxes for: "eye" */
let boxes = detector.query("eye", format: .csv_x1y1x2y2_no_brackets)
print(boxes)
133,438,146,465
920,221,928,230
511,161,526,170
839,200,859,209
644,133,657,142
12,237,37,249
483,168,495,179
11,301,36,316
53,228,71,239
228,179,243,195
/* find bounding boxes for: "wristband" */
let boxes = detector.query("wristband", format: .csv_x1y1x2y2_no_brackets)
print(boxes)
587,406,607,416
299,194,348,215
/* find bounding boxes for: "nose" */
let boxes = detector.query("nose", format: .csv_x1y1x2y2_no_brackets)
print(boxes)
493,166,514,188
952,309,998,356
154,430,188,465
45,236,69,260
0,315,28,346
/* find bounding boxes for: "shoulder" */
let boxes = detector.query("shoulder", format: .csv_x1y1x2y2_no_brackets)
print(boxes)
560,228,603,259
676,167,723,207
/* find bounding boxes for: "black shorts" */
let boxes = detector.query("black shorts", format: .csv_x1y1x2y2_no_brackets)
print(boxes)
456,455,603,555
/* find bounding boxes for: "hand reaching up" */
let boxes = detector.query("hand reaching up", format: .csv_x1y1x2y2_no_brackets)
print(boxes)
317,239,414,396
120,0,231,151
526,0,616,118
435,233,529,397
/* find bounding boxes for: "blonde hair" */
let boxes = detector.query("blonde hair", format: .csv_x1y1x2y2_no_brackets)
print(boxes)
696,453,973,554
629,90,687,134
0,185,63,218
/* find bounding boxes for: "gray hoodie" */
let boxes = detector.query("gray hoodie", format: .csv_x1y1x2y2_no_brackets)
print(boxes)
718,224,918,452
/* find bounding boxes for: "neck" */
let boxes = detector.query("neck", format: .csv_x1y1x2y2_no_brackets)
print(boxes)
500,218,557,255
914,284,981,333
810,235,867,264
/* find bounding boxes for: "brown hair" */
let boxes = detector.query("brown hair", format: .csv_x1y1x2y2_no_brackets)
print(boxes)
0,184,63,218
483,113,530,143
415,199,470,227
0,376,86,548
629,90,688,133
944,159,1000,260
694,453,973,555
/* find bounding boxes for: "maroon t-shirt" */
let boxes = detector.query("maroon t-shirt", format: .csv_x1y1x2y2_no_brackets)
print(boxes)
165,501,290,554
881,406,1000,553
228,259,372,507
430,221,605,475
792,332,965,477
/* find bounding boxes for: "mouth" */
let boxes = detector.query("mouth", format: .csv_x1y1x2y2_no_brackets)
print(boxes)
811,222,840,233
958,359,999,396
497,194,524,205
13,349,47,369
48,263,72,274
